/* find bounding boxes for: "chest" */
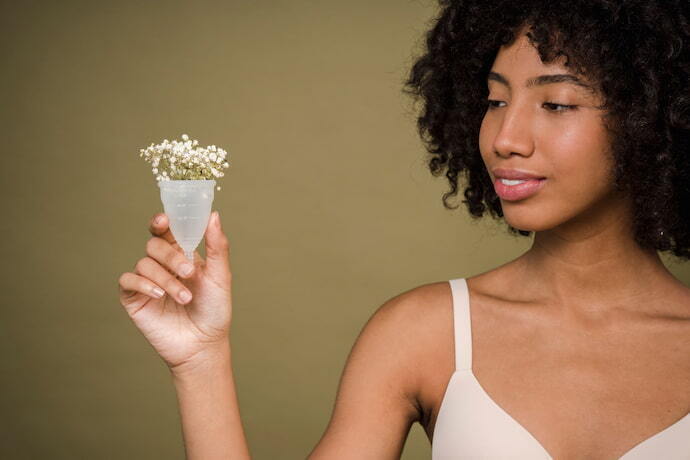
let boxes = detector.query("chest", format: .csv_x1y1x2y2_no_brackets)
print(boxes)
418,296,690,458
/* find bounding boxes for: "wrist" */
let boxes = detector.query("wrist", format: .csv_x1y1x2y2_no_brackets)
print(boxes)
169,340,232,381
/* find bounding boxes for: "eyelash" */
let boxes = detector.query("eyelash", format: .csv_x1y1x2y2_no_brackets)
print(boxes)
487,99,577,112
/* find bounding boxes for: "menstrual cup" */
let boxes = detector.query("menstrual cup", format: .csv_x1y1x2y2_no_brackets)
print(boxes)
158,179,216,262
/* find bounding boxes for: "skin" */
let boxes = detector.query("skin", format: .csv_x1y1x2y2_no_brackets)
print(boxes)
478,30,690,326
423,30,690,458
117,29,690,460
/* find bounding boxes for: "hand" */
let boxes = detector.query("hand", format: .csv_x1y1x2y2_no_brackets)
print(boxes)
118,211,233,374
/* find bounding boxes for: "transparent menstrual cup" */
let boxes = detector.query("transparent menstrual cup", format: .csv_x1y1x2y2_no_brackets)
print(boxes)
158,179,216,262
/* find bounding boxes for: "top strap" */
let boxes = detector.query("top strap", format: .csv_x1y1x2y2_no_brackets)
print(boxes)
449,277,473,371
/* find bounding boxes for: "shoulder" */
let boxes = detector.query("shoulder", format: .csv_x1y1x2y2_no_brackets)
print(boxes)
359,280,453,355
307,281,455,458
367,280,452,330
352,280,455,401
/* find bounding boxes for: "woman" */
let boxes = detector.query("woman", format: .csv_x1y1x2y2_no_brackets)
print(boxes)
118,0,690,458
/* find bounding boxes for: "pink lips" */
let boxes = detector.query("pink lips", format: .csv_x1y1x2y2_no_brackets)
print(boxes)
494,177,546,201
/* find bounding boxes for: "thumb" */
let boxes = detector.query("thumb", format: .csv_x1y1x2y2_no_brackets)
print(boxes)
204,211,230,272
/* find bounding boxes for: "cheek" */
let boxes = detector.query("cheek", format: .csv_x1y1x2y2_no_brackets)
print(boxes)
544,120,613,199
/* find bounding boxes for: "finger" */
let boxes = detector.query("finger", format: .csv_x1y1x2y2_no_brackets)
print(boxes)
204,211,231,276
146,236,196,279
149,213,178,246
119,271,166,301
134,257,193,304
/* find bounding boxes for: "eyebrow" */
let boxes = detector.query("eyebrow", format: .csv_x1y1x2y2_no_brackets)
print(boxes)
487,71,594,90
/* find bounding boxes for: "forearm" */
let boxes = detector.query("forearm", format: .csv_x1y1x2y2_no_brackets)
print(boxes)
170,342,251,460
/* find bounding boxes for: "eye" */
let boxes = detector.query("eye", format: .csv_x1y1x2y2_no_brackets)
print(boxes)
543,102,577,112
487,99,506,109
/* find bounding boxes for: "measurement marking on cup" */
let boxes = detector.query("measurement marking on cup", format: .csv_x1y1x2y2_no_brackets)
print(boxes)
173,203,203,208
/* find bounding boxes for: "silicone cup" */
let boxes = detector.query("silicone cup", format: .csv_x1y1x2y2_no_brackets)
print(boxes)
158,179,216,262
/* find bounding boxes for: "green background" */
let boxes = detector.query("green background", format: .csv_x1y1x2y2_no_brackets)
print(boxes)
2,1,689,459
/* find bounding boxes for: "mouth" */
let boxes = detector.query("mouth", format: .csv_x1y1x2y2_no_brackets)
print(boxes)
493,177,547,201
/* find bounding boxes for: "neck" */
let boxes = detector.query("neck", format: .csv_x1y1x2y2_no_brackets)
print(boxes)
515,194,677,318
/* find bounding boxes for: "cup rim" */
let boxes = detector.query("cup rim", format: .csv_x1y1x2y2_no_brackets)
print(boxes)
157,179,217,188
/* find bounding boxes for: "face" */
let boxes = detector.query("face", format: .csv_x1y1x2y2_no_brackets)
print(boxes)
479,29,623,234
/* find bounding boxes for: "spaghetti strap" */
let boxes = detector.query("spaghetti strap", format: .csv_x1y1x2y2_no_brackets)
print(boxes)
448,278,472,372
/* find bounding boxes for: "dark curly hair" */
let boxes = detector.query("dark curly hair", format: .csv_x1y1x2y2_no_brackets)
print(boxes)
403,0,690,260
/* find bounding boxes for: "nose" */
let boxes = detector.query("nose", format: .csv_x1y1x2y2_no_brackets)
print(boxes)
491,103,535,158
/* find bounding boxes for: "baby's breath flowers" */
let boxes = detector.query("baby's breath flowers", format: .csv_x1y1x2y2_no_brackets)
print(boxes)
139,134,230,191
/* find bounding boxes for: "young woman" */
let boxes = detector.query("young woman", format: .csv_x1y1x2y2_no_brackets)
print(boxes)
118,0,690,458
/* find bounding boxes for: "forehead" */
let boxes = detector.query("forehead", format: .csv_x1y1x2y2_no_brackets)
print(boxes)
489,32,599,98
492,33,569,77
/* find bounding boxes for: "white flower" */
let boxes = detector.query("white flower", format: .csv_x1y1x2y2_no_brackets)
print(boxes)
139,134,231,183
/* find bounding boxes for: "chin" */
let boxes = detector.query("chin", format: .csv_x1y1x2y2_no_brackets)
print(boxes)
501,205,561,233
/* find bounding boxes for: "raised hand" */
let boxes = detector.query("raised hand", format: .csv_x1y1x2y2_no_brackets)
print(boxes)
117,211,233,373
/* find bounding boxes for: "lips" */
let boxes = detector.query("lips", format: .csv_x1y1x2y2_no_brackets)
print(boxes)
493,177,547,201
492,168,546,180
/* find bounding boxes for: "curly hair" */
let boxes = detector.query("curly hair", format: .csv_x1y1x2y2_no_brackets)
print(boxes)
403,0,690,259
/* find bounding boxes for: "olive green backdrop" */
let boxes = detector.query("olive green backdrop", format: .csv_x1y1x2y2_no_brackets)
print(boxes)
2,1,689,459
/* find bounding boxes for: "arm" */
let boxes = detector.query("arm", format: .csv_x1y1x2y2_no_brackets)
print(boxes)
307,286,429,459
169,284,430,460
170,340,251,460
119,211,249,458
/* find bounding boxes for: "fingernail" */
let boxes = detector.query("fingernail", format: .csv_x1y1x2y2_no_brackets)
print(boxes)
214,211,221,228
179,263,194,277
155,215,163,224
152,286,165,298
179,290,192,303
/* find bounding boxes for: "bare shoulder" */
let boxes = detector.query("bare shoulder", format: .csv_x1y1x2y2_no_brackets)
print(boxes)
372,279,455,367
372,280,458,438
307,280,454,459
348,280,454,400
368,280,453,335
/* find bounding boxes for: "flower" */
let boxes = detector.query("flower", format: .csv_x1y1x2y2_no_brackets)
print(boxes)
139,134,231,191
